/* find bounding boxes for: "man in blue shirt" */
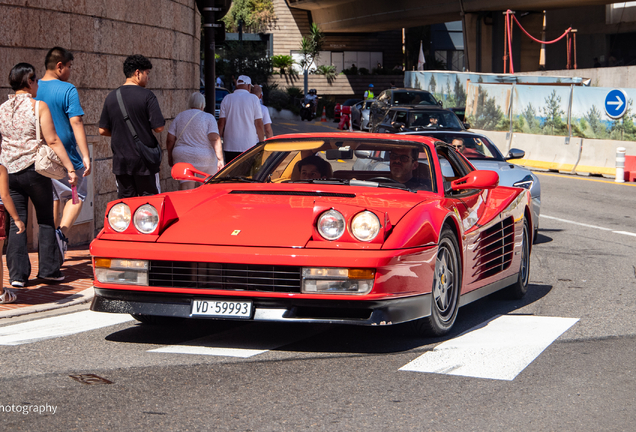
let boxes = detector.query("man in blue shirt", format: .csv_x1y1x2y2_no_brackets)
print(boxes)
36,47,91,262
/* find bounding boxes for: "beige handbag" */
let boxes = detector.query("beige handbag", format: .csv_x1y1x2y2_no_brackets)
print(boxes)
34,101,67,180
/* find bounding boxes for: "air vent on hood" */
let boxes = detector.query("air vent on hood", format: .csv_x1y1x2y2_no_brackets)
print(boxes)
229,190,356,198
471,217,514,280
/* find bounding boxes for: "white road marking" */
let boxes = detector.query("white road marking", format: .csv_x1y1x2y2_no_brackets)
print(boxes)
149,323,325,358
399,315,579,381
0,311,134,346
541,214,636,237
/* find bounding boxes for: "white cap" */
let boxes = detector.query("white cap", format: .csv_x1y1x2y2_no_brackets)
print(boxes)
237,75,252,85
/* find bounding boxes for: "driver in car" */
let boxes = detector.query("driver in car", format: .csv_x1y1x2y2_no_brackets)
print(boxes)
389,148,430,189
427,115,441,127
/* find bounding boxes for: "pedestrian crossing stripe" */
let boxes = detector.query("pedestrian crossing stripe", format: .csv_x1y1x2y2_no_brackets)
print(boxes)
399,315,579,381
0,310,134,346
0,311,579,381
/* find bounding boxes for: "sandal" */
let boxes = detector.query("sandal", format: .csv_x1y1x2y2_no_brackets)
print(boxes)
0,289,17,304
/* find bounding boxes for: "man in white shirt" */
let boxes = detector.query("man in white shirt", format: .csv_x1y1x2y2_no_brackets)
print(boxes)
218,75,264,163
251,85,273,138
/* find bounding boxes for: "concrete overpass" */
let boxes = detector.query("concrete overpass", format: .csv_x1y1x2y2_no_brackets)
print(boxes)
286,0,635,72
286,0,618,33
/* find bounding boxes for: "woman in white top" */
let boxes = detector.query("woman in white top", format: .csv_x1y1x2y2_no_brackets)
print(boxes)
167,92,224,190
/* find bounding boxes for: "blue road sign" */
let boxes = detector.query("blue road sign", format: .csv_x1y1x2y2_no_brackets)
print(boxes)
605,89,628,119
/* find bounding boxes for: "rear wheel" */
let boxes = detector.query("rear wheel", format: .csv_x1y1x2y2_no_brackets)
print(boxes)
505,219,530,299
131,314,185,326
411,227,461,337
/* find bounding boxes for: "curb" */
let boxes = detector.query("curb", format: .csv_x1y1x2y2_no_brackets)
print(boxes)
0,287,95,319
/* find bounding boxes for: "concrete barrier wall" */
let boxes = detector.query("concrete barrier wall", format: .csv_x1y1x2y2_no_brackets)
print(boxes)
473,129,636,177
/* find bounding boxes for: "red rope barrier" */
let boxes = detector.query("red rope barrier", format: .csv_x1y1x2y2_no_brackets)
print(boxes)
509,10,571,45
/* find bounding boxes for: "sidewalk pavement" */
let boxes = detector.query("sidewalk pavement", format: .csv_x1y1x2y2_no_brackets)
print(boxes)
0,247,94,319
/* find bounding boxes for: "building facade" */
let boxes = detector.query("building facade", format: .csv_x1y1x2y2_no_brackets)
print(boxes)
0,0,201,244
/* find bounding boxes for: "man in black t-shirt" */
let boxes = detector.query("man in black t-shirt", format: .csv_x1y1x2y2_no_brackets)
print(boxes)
99,54,165,198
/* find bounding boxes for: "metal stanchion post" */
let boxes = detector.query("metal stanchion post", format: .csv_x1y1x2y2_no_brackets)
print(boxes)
616,147,626,183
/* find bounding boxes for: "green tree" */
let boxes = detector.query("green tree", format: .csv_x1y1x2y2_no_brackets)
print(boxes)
222,0,275,33
522,103,539,133
584,105,605,138
453,75,466,107
271,55,295,75
514,114,525,132
216,41,272,86
299,23,324,95
467,86,504,131
428,74,436,94
541,90,566,135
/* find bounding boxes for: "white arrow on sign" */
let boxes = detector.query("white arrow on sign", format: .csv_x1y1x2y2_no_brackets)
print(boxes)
607,95,624,110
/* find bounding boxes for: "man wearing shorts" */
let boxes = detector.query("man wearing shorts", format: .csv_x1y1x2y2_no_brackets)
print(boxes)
36,47,92,262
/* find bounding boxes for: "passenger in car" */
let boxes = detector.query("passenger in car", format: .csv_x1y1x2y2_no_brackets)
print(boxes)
297,155,332,180
389,148,431,190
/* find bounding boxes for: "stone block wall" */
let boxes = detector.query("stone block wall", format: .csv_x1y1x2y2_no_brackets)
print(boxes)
0,0,201,242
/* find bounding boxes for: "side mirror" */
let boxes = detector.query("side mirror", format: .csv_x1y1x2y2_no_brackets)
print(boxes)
451,170,499,191
463,123,471,130
171,163,209,183
438,100,443,107
506,148,526,160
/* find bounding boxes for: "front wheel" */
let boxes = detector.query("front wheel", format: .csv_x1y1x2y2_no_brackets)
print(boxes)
411,227,461,337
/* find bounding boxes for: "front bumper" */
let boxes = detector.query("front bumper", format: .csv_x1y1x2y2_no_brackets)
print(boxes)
91,288,432,326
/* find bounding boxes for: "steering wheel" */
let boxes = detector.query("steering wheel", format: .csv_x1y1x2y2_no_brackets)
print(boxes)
367,177,401,184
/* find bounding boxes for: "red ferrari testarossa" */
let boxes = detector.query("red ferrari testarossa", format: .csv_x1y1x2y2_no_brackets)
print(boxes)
91,133,532,336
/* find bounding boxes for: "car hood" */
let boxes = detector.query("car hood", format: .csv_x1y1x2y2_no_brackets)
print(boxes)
469,159,540,197
157,187,430,248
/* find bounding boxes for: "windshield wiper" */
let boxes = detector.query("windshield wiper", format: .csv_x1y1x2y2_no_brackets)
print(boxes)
207,176,261,184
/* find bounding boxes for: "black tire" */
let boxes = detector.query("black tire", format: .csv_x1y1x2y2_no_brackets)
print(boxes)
505,219,531,299
411,227,461,337
131,314,185,326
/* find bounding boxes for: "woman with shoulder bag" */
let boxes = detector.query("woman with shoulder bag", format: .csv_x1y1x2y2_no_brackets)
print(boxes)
0,63,78,287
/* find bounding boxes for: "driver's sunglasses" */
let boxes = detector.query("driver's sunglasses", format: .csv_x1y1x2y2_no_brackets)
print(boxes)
389,153,412,163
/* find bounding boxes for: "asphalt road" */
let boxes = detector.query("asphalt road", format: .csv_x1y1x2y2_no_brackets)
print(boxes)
0,120,635,431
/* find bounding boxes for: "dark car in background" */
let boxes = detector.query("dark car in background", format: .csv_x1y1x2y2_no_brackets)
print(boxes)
372,106,467,133
449,107,466,122
214,87,230,119
200,86,230,120
368,88,440,129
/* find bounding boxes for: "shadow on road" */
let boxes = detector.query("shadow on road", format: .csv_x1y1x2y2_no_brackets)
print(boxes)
102,282,553,355
534,230,558,245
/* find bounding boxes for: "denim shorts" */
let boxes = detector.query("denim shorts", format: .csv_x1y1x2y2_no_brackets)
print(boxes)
52,166,87,202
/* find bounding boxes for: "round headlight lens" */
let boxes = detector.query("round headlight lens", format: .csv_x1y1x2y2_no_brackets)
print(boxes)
133,204,159,234
351,211,381,242
317,210,345,241
108,203,131,232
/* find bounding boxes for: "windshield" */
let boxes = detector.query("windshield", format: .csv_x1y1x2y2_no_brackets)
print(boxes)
392,91,437,106
406,111,464,130
207,138,435,192
410,133,503,161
